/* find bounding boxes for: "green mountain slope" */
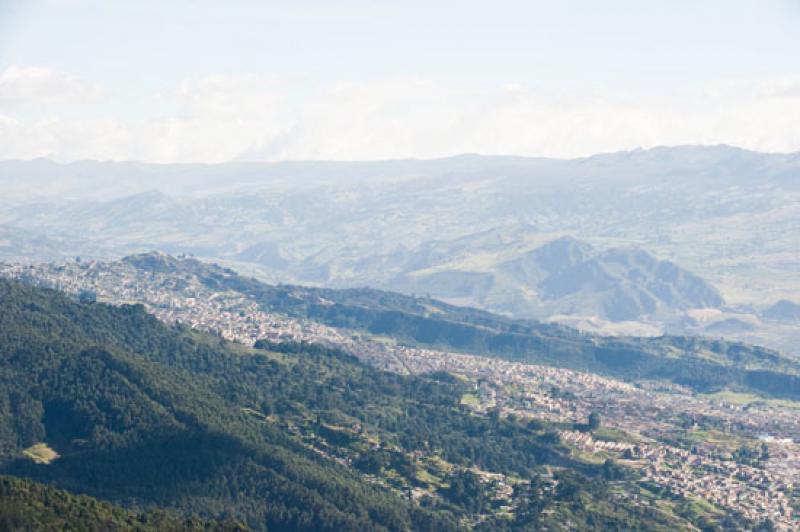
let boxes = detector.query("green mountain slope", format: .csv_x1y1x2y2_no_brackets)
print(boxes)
125,253,800,400
0,279,452,531
0,475,244,531
0,279,749,530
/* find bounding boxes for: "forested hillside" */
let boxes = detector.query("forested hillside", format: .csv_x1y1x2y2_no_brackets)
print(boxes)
125,253,800,400
0,476,244,531
0,279,744,530
0,279,449,531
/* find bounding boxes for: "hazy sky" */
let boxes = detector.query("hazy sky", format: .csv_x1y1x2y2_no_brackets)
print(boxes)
1,0,799,162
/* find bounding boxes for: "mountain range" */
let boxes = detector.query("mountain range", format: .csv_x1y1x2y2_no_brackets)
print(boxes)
1,145,798,354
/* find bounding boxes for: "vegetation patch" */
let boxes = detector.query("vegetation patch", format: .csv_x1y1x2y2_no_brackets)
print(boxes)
367,334,398,346
459,393,481,408
679,429,743,451
592,426,640,444
22,443,59,464
701,389,800,410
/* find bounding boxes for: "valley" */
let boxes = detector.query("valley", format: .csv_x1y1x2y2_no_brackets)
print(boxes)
4,3,797,530
2,147,799,357
3,253,798,529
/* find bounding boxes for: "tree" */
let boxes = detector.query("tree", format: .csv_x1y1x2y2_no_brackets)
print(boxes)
587,412,601,431
755,518,776,532
601,459,626,480
760,442,770,461
440,470,486,514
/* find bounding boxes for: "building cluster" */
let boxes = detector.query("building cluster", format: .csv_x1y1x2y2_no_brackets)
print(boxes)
560,430,795,528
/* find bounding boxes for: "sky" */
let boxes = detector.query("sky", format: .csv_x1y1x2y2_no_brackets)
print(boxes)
0,0,799,163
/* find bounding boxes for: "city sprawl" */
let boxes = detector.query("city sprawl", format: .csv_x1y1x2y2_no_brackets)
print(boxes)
2,256,798,529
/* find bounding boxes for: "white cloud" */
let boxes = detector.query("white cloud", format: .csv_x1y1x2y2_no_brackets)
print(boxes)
759,76,800,100
0,65,104,108
0,68,799,162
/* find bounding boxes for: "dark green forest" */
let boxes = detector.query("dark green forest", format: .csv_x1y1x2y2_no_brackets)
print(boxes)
0,475,244,531
0,279,750,530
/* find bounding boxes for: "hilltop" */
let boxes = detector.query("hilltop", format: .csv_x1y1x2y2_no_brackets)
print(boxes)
402,236,724,323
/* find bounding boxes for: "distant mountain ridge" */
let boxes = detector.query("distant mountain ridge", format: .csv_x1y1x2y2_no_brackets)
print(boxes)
1,144,798,353
1,145,798,201
764,300,800,322
401,237,723,323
